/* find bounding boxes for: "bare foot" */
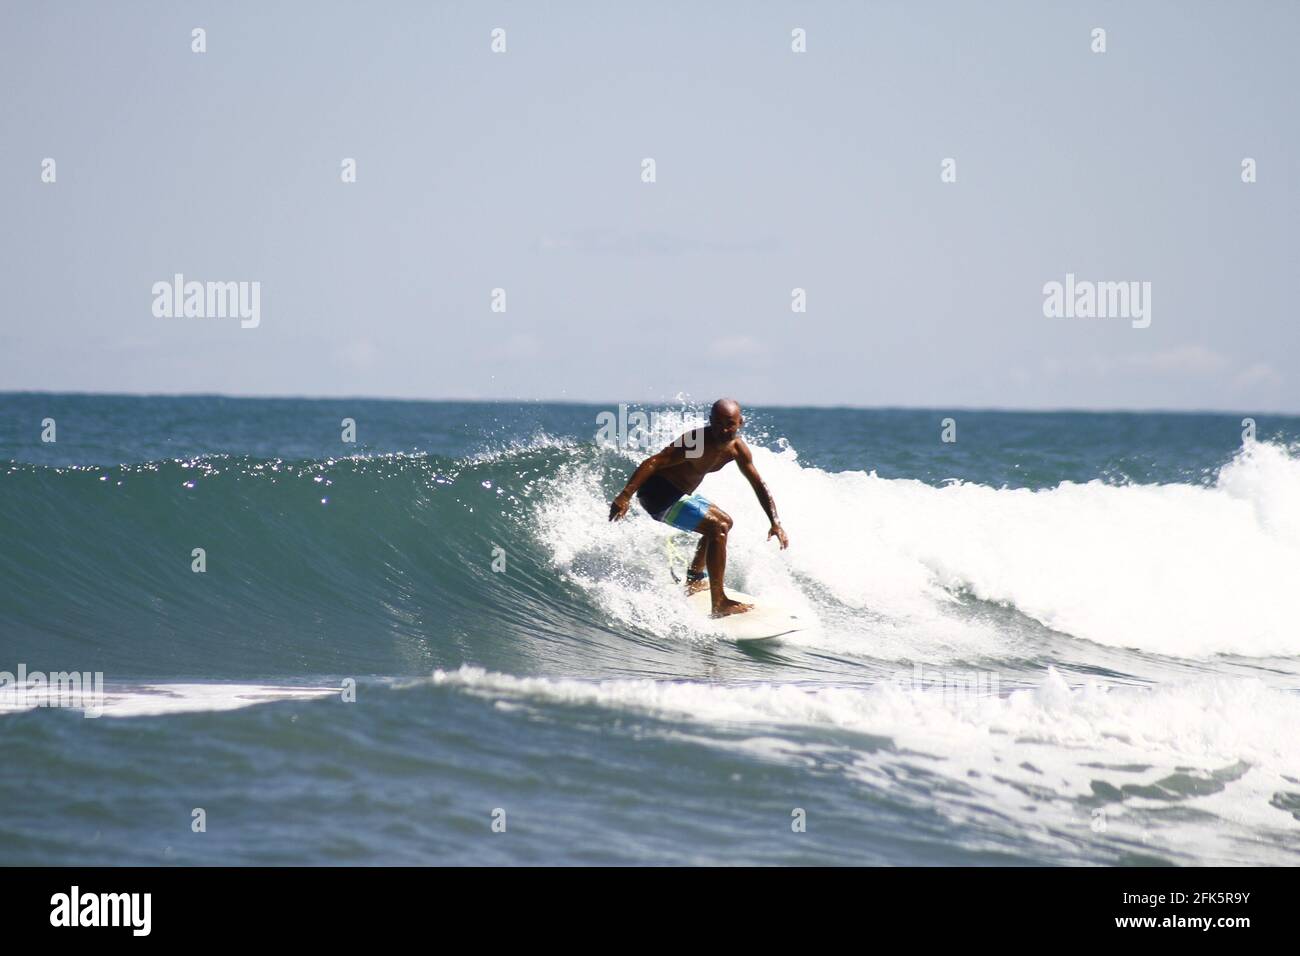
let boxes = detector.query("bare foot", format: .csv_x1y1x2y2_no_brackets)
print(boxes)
685,578,710,596
710,598,754,618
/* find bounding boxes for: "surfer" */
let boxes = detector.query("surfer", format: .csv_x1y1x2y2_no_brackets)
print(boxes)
608,398,789,617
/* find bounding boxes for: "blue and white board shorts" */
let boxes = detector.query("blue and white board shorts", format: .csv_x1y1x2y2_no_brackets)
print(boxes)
636,475,713,532
657,493,713,533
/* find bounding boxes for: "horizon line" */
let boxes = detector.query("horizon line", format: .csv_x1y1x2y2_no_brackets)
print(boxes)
1,389,1294,418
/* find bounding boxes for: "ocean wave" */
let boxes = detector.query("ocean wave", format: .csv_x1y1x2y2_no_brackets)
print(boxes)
3,436,1300,683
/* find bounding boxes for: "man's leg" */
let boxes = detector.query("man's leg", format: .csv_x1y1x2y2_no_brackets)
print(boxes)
699,507,750,617
685,536,709,594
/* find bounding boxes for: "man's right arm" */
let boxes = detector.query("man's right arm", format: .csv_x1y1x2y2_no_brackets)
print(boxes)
609,444,687,521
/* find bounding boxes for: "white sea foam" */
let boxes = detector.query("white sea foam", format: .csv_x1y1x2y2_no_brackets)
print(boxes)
431,665,1300,863
0,681,338,718
538,434,1300,658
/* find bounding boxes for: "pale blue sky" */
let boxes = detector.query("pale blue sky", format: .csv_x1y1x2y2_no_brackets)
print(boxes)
2,1,1297,411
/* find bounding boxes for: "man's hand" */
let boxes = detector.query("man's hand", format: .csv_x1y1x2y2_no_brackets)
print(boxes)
768,522,789,549
609,494,631,522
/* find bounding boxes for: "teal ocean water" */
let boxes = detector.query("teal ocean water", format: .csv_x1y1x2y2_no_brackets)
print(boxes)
3,394,1300,865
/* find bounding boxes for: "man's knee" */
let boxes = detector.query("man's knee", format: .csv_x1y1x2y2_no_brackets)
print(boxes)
702,509,732,537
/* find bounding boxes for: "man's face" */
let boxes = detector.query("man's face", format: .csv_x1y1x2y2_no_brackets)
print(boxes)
711,409,743,441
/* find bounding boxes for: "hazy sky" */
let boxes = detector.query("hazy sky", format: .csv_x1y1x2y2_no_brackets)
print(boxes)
2,1,1297,411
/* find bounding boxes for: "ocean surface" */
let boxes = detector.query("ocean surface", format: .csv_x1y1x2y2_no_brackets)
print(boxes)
2,393,1299,866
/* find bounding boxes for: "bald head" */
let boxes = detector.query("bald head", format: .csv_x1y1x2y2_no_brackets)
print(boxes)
711,398,741,420
709,398,744,441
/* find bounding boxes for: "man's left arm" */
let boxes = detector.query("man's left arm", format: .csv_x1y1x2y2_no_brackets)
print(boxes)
735,440,789,549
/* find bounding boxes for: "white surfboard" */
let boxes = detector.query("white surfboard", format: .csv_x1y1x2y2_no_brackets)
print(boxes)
685,588,807,643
